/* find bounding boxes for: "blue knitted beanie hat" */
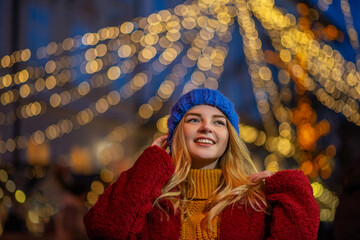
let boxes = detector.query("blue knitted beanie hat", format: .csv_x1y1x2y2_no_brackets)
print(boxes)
167,88,239,145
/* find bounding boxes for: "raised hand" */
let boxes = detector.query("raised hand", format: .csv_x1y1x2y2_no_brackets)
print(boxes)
151,134,168,149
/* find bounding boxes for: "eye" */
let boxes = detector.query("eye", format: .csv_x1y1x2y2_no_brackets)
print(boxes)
186,118,199,123
214,120,226,126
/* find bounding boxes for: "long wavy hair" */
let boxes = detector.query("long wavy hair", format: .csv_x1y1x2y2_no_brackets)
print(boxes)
153,116,268,226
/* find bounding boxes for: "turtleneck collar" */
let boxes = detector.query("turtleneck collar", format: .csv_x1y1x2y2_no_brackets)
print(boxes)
185,169,222,200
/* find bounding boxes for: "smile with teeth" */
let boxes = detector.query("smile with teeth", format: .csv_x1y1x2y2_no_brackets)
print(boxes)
194,138,215,144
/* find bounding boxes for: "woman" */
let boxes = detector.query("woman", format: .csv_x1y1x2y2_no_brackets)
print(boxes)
84,88,320,239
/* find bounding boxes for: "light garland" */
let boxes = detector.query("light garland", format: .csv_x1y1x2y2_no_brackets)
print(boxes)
0,0,354,228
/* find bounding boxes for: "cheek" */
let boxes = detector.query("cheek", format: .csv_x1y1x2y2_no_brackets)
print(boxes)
219,131,229,151
183,125,196,142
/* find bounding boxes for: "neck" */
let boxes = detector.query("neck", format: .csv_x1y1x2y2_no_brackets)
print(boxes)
201,159,219,169
191,159,219,169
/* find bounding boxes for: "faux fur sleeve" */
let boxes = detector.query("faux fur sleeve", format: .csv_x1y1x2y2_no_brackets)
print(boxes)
265,169,320,240
84,146,174,240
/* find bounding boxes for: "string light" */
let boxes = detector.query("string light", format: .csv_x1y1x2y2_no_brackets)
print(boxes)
0,49,31,69
340,0,360,69
1,0,355,225
236,0,282,137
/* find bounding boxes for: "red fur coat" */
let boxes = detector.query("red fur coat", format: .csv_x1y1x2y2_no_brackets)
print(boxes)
84,146,319,239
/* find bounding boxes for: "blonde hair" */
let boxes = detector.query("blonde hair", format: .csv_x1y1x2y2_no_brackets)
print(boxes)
154,117,268,226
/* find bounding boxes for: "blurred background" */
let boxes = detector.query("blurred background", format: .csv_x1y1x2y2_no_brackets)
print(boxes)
1,0,360,239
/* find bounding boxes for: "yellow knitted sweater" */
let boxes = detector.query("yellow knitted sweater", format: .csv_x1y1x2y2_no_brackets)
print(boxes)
179,169,222,240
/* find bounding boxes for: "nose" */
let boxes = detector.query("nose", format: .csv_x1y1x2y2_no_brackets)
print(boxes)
198,120,213,133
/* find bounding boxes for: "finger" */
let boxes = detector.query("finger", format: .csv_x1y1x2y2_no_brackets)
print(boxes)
160,140,167,149
152,135,168,147
248,174,256,182
250,176,261,183
249,173,268,183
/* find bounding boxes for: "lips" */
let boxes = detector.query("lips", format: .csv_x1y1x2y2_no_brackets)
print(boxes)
194,137,215,144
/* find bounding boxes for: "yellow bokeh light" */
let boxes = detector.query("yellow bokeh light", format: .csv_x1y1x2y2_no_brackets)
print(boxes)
59,91,71,105
107,66,121,80
197,57,212,71
6,139,16,152
85,48,97,61
28,211,39,224
21,49,31,61
5,180,16,193
19,84,31,98
200,29,214,40
59,119,73,134
266,161,279,173
201,0,215,5
158,81,175,99
166,31,181,42
45,60,56,74
182,17,197,29
217,12,231,24
87,191,99,206
77,109,94,125
120,22,134,34
144,33,159,46
50,93,61,108
18,70,29,83
78,81,90,96
162,48,178,62
82,33,100,45
139,104,153,119
148,96,163,111
277,138,292,156
15,190,26,203
157,115,169,133
96,44,108,57
147,13,161,25
130,73,148,90
240,126,258,143
140,46,157,61
95,98,109,113
204,77,219,89
159,9,171,21
280,49,292,62
1,55,11,67
131,30,145,42
118,45,132,58
311,182,323,198
32,130,45,145
100,168,114,183
62,37,74,50
35,78,46,92
45,76,57,90
45,124,60,140
86,59,103,74
259,67,272,81
107,91,121,105
0,169,8,182
91,181,104,195
46,42,57,55
191,71,206,85
70,146,93,174
2,74,12,87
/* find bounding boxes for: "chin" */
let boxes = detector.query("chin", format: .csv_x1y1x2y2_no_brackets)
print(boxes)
191,155,219,163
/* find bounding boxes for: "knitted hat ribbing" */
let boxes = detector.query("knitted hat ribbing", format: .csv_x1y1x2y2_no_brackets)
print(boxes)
167,88,239,145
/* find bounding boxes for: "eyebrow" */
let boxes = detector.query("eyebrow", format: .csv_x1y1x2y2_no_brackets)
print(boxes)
184,112,226,118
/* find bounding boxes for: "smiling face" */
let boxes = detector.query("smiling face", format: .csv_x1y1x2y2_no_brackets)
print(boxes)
183,105,229,169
